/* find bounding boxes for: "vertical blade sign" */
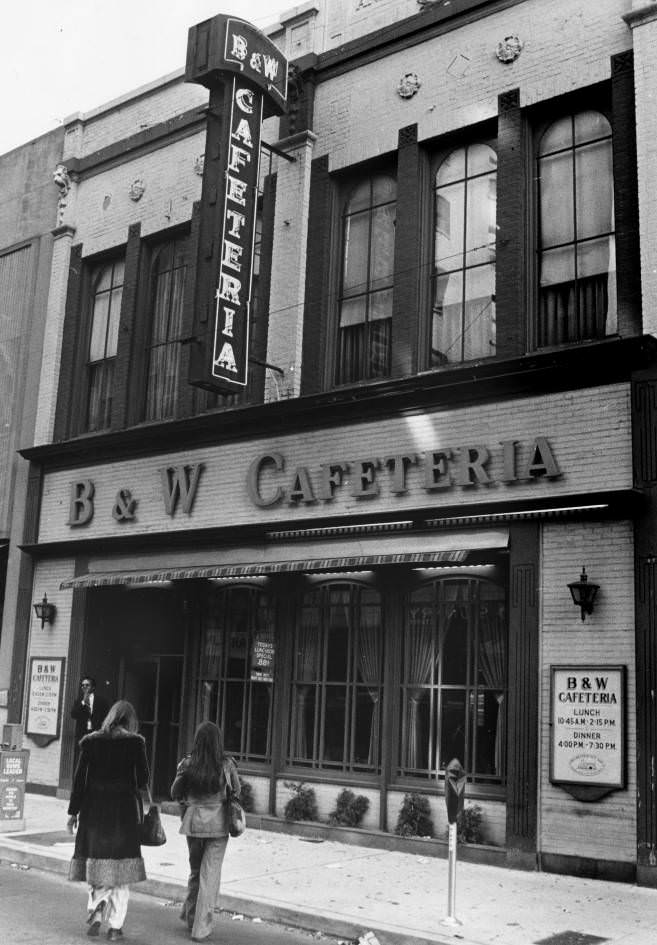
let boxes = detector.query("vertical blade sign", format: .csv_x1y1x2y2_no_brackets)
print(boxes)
213,79,262,387
185,15,288,394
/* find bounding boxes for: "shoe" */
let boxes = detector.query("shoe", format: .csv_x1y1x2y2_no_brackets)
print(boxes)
87,921,101,937
107,931,123,941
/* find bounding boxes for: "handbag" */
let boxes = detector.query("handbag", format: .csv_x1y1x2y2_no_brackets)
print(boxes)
140,785,167,846
224,760,246,838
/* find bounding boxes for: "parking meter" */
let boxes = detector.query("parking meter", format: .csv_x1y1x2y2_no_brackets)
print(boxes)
445,757,466,825
442,757,466,927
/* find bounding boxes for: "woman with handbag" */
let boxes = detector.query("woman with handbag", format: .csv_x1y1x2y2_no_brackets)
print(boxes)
67,700,150,941
170,721,241,942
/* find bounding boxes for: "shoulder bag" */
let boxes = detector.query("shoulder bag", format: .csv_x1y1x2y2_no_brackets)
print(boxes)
140,784,167,846
224,760,246,838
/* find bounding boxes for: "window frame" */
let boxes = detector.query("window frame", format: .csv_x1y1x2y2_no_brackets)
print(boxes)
530,93,616,351
286,580,385,777
141,232,191,423
396,575,508,787
196,582,276,766
429,135,498,368
84,257,125,433
332,166,398,389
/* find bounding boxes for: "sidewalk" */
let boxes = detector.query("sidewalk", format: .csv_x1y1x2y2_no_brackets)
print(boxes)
1,794,657,945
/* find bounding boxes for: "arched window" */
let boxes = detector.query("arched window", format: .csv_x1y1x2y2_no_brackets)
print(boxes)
145,236,188,421
399,577,506,784
336,175,396,385
288,582,384,773
537,110,616,346
432,143,497,365
198,585,274,763
86,258,124,432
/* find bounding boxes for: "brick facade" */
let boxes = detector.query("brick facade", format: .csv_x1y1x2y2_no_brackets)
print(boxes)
5,0,656,883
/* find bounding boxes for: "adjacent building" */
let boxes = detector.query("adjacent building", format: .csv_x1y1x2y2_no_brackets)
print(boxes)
5,0,657,884
0,127,64,734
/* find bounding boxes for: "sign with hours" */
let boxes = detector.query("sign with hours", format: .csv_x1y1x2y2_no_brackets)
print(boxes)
25,657,66,746
550,665,625,789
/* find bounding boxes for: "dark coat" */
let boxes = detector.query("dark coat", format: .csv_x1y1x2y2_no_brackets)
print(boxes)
68,730,149,886
71,693,110,742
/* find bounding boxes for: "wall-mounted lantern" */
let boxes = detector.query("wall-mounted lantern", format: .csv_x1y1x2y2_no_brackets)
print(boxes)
568,567,599,621
33,594,56,629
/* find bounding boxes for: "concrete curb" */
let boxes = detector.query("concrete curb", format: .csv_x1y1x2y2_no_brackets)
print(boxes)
0,841,455,945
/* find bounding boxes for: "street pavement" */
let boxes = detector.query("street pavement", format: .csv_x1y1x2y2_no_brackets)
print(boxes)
0,860,333,945
1,793,657,945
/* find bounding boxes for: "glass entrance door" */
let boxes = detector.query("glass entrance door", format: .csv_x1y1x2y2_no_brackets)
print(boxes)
121,654,183,797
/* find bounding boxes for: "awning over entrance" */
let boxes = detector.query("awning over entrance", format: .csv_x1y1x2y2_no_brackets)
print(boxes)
59,528,509,589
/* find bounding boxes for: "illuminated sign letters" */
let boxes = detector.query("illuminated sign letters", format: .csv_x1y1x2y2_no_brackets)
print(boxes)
212,79,262,387
186,15,288,393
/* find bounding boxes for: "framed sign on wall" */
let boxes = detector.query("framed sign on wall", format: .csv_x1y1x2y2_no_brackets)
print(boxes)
25,657,66,747
550,664,625,801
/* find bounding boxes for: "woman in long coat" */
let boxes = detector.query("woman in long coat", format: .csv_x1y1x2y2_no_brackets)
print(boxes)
67,699,149,940
171,721,241,942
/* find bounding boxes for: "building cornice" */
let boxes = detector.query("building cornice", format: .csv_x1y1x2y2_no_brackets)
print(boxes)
623,3,657,28
20,336,657,471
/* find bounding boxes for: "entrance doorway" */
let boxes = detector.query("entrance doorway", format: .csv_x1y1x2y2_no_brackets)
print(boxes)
121,654,184,797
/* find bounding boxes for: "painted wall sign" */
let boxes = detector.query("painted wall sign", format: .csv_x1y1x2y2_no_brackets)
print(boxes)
185,15,287,394
550,665,625,792
25,657,66,747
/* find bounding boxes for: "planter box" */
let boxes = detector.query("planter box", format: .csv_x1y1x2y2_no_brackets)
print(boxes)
244,812,506,867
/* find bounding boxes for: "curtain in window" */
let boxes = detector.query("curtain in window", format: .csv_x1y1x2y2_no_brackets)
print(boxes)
357,605,382,767
539,274,609,347
293,608,318,759
87,360,115,431
478,603,506,776
145,240,187,421
404,605,435,769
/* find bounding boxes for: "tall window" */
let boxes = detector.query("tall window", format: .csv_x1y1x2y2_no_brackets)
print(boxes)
336,175,396,385
288,583,384,773
432,143,497,366
537,110,616,346
198,585,274,763
145,236,188,420
86,259,124,431
399,577,506,784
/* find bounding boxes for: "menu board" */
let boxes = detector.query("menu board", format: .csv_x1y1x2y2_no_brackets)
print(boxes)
26,657,65,744
550,665,625,789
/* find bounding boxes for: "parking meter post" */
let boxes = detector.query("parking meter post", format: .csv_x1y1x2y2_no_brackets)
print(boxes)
441,758,466,928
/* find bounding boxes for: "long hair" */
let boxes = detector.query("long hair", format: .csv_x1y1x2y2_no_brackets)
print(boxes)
186,721,225,795
100,700,139,735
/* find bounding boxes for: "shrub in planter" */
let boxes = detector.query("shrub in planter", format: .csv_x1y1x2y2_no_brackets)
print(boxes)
455,804,484,844
328,789,370,828
394,793,434,838
283,781,319,822
238,779,255,814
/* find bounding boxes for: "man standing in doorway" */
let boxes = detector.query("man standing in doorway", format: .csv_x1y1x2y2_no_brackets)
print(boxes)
70,677,109,770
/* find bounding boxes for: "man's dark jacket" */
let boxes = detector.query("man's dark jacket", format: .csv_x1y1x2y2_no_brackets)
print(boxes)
71,694,109,743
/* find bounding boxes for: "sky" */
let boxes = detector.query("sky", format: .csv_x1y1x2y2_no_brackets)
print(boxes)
1,0,294,155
